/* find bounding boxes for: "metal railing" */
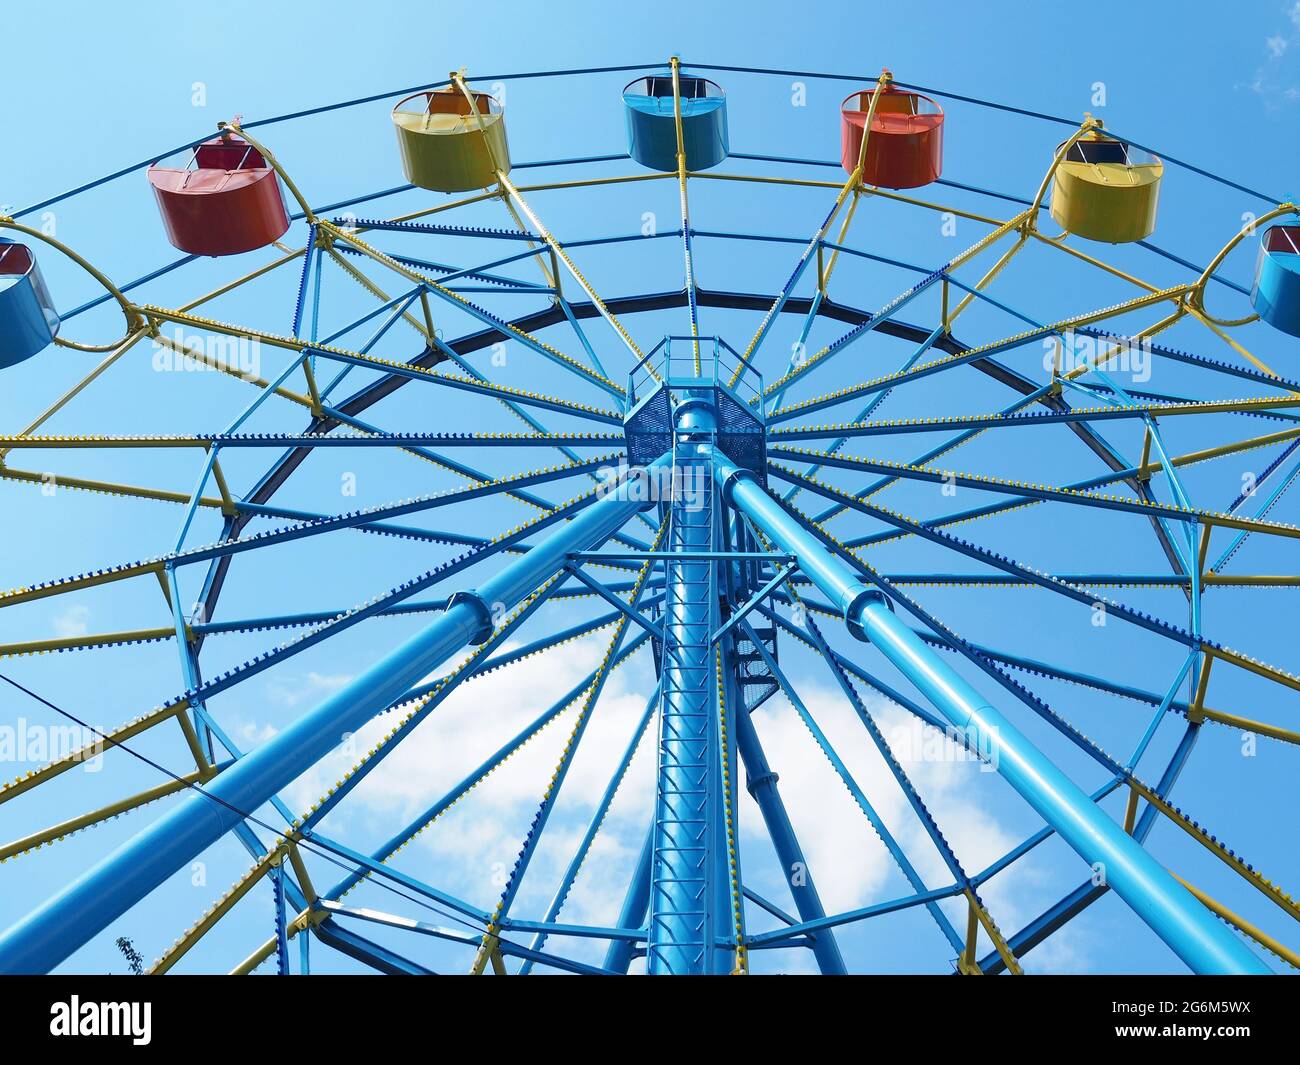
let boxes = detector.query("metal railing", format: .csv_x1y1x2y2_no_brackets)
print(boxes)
625,334,764,416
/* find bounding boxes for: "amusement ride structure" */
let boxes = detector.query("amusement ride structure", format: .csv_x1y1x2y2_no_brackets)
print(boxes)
0,60,1296,976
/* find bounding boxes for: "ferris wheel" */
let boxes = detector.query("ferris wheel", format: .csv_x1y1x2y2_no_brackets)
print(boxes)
0,58,1297,976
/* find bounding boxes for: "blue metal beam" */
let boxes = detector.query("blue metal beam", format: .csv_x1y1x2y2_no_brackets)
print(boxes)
731,686,847,974
738,617,964,954
0,456,670,974
604,821,655,974
713,450,1269,975
313,918,436,975
976,724,1203,975
746,884,965,948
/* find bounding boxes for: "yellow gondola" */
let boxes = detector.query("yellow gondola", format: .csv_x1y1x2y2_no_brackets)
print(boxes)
1050,133,1162,244
392,87,510,193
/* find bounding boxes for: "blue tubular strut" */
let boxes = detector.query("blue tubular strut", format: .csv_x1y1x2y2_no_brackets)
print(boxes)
711,451,1268,976
0,456,670,975
977,723,1203,975
731,693,847,975
604,821,655,973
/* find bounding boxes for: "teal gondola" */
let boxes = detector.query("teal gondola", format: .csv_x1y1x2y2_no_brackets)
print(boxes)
623,75,728,172
0,240,59,367
1252,223,1300,338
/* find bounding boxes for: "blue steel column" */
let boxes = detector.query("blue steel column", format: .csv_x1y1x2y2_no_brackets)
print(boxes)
713,452,1269,976
731,688,848,975
0,456,670,975
604,821,654,973
647,401,720,974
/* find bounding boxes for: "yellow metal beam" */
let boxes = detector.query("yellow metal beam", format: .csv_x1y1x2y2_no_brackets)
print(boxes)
958,896,982,974
1129,779,1300,922
0,559,165,609
1124,784,1140,834
0,700,187,803
1170,870,1299,970
149,330,314,407
0,216,143,352
320,221,623,396
0,626,181,659
0,328,152,461
963,888,1022,975
176,245,307,315
1206,646,1300,694
0,464,228,511
150,848,280,974
0,765,214,862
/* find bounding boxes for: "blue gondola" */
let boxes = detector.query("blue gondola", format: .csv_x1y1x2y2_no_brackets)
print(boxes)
623,75,728,172
0,240,60,367
1252,223,1300,338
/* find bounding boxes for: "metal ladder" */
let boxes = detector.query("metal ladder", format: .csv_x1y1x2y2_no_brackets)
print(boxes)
725,518,780,714
647,427,717,974
733,623,780,713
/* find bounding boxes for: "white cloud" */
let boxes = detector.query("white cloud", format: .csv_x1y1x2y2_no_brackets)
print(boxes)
238,720,278,745
237,633,1088,971
266,670,355,709
737,685,1089,972
278,634,657,924
53,605,90,638
1245,5,1300,103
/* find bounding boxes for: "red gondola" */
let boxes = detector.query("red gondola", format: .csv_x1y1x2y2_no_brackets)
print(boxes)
147,134,290,256
840,77,944,190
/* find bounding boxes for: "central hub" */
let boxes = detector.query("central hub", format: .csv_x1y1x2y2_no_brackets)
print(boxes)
622,334,766,480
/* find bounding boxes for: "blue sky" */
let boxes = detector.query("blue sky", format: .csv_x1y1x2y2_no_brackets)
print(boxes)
0,0,1297,975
